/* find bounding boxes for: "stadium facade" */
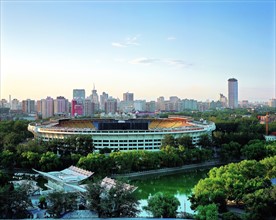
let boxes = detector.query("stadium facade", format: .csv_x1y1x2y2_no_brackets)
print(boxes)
28,116,216,151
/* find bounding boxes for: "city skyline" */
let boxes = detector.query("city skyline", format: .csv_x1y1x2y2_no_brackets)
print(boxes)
1,1,275,102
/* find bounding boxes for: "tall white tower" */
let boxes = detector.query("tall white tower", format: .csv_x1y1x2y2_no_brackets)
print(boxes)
228,78,238,109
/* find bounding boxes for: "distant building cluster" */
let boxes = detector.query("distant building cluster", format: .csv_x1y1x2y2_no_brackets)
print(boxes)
0,78,275,120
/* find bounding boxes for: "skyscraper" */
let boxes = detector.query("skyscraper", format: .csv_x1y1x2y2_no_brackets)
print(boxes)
105,98,117,114
228,78,238,109
54,96,68,116
91,85,99,112
73,89,85,104
123,92,134,102
41,97,54,119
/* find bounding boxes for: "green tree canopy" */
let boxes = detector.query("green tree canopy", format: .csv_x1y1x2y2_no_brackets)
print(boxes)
143,192,180,218
85,179,140,218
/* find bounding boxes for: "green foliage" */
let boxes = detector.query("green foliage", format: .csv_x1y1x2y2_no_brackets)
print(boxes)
0,179,32,219
195,203,219,220
243,186,276,220
99,147,112,154
85,179,140,218
143,192,180,218
46,191,78,218
162,134,176,147
191,157,276,219
220,141,241,162
39,151,61,171
260,155,276,178
0,150,15,168
241,140,266,161
176,135,194,148
221,212,242,220
198,134,213,148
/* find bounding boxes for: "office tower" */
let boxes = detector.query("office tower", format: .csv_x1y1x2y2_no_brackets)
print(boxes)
22,99,35,113
105,98,117,114
123,92,134,102
11,99,20,110
71,99,84,117
268,99,276,108
100,92,108,111
146,101,156,112
73,89,85,101
91,86,99,112
156,96,165,111
54,96,68,116
84,98,95,116
41,97,54,119
9,95,11,108
228,78,238,109
36,100,42,114
219,93,228,107
134,100,146,111
0,99,8,108
180,99,198,111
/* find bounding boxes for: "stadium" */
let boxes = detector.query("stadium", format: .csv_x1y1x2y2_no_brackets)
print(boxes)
28,116,216,151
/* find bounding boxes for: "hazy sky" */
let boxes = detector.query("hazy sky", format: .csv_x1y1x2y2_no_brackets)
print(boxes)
1,0,275,102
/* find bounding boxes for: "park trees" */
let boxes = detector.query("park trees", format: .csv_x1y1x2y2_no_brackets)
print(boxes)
143,192,180,218
190,157,276,219
85,179,140,218
195,203,219,220
46,191,78,218
0,171,32,219
220,141,241,162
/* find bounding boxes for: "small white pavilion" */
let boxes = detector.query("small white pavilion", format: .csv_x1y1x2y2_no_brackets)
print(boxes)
33,166,94,193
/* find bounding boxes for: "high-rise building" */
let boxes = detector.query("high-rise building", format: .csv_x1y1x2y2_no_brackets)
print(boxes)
84,98,95,117
105,98,117,114
22,99,35,113
91,86,99,112
71,99,83,116
41,97,54,119
228,78,238,109
146,101,156,112
73,89,85,101
134,100,146,111
11,99,20,110
54,96,68,116
219,93,228,107
123,92,134,102
268,99,276,108
100,92,108,111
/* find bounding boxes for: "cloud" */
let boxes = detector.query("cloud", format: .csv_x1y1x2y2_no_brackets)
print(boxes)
167,36,176,41
129,57,192,68
129,57,159,64
165,59,192,67
111,35,140,48
126,36,140,46
111,42,126,48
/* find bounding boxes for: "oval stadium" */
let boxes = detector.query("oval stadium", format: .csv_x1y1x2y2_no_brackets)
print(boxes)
28,116,216,151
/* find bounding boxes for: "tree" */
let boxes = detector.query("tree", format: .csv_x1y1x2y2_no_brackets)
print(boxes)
243,186,276,220
85,179,140,218
220,141,241,161
39,151,61,171
161,134,176,147
0,180,32,219
0,150,16,168
46,191,78,218
176,135,193,148
143,192,180,218
198,134,212,148
241,141,266,161
195,203,219,220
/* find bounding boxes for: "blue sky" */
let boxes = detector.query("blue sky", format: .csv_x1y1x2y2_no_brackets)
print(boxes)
1,0,275,102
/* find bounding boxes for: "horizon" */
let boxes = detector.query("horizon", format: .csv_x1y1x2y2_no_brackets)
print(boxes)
1,1,275,102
